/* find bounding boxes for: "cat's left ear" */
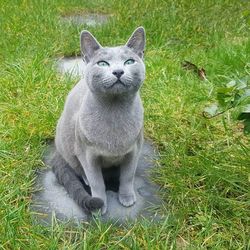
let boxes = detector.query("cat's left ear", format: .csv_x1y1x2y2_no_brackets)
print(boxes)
126,27,146,58
80,30,102,63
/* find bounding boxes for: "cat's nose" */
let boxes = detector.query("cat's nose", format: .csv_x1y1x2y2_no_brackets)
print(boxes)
112,69,124,79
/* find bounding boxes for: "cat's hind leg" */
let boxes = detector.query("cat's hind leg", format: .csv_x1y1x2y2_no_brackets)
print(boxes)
50,151,104,213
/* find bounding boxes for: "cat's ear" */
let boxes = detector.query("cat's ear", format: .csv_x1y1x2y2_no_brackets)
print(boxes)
126,27,146,58
80,30,102,62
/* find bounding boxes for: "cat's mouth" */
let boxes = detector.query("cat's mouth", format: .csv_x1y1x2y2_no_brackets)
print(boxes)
106,80,127,88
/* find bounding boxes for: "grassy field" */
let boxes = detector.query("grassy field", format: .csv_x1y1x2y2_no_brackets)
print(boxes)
0,0,249,249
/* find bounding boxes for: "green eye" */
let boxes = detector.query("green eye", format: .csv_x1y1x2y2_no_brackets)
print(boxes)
97,61,109,67
124,59,135,65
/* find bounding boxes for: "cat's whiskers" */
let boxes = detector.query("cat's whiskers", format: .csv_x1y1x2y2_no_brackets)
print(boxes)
102,77,115,87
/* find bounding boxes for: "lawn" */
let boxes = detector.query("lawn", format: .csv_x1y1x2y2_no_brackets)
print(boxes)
0,0,249,249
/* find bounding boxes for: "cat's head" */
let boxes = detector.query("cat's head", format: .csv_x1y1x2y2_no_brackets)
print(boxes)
80,27,146,96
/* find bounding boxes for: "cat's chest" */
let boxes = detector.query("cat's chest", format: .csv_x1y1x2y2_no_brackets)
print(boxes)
79,104,143,155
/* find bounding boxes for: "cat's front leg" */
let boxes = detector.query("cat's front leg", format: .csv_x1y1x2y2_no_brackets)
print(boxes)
77,152,107,214
119,150,139,207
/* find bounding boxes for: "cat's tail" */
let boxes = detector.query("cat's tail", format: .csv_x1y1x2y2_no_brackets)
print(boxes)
50,151,104,213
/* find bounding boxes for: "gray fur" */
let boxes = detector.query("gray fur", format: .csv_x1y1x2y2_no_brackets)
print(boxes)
53,27,146,214
51,151,104,212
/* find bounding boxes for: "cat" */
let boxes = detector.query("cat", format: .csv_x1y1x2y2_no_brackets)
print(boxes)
51,27,146,214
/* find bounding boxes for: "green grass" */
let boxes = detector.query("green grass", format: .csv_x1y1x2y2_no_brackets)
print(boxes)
0,0,249,249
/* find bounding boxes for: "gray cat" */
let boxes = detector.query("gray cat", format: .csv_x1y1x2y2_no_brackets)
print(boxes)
52,27,146,214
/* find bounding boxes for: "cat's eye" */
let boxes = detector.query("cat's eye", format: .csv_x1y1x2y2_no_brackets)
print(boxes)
124,59,135,65
97,61,109,67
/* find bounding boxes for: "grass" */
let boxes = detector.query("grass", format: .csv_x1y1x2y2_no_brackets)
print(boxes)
0,0,249,249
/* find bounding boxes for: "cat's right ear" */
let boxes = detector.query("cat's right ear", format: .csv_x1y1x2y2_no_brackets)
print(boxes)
126,27,146,58
80,31,102,63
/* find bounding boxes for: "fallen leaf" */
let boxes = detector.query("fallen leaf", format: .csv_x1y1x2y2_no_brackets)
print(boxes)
181,60,207,80
203,103,219,117
198,68,207,80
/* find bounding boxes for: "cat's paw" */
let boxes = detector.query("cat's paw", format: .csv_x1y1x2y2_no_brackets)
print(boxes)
86,197,107,215
119,192,136,207
101,203,107,215
85,197,103,212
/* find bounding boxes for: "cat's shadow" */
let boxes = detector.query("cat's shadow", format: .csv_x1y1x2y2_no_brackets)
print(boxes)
80,166,120,194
